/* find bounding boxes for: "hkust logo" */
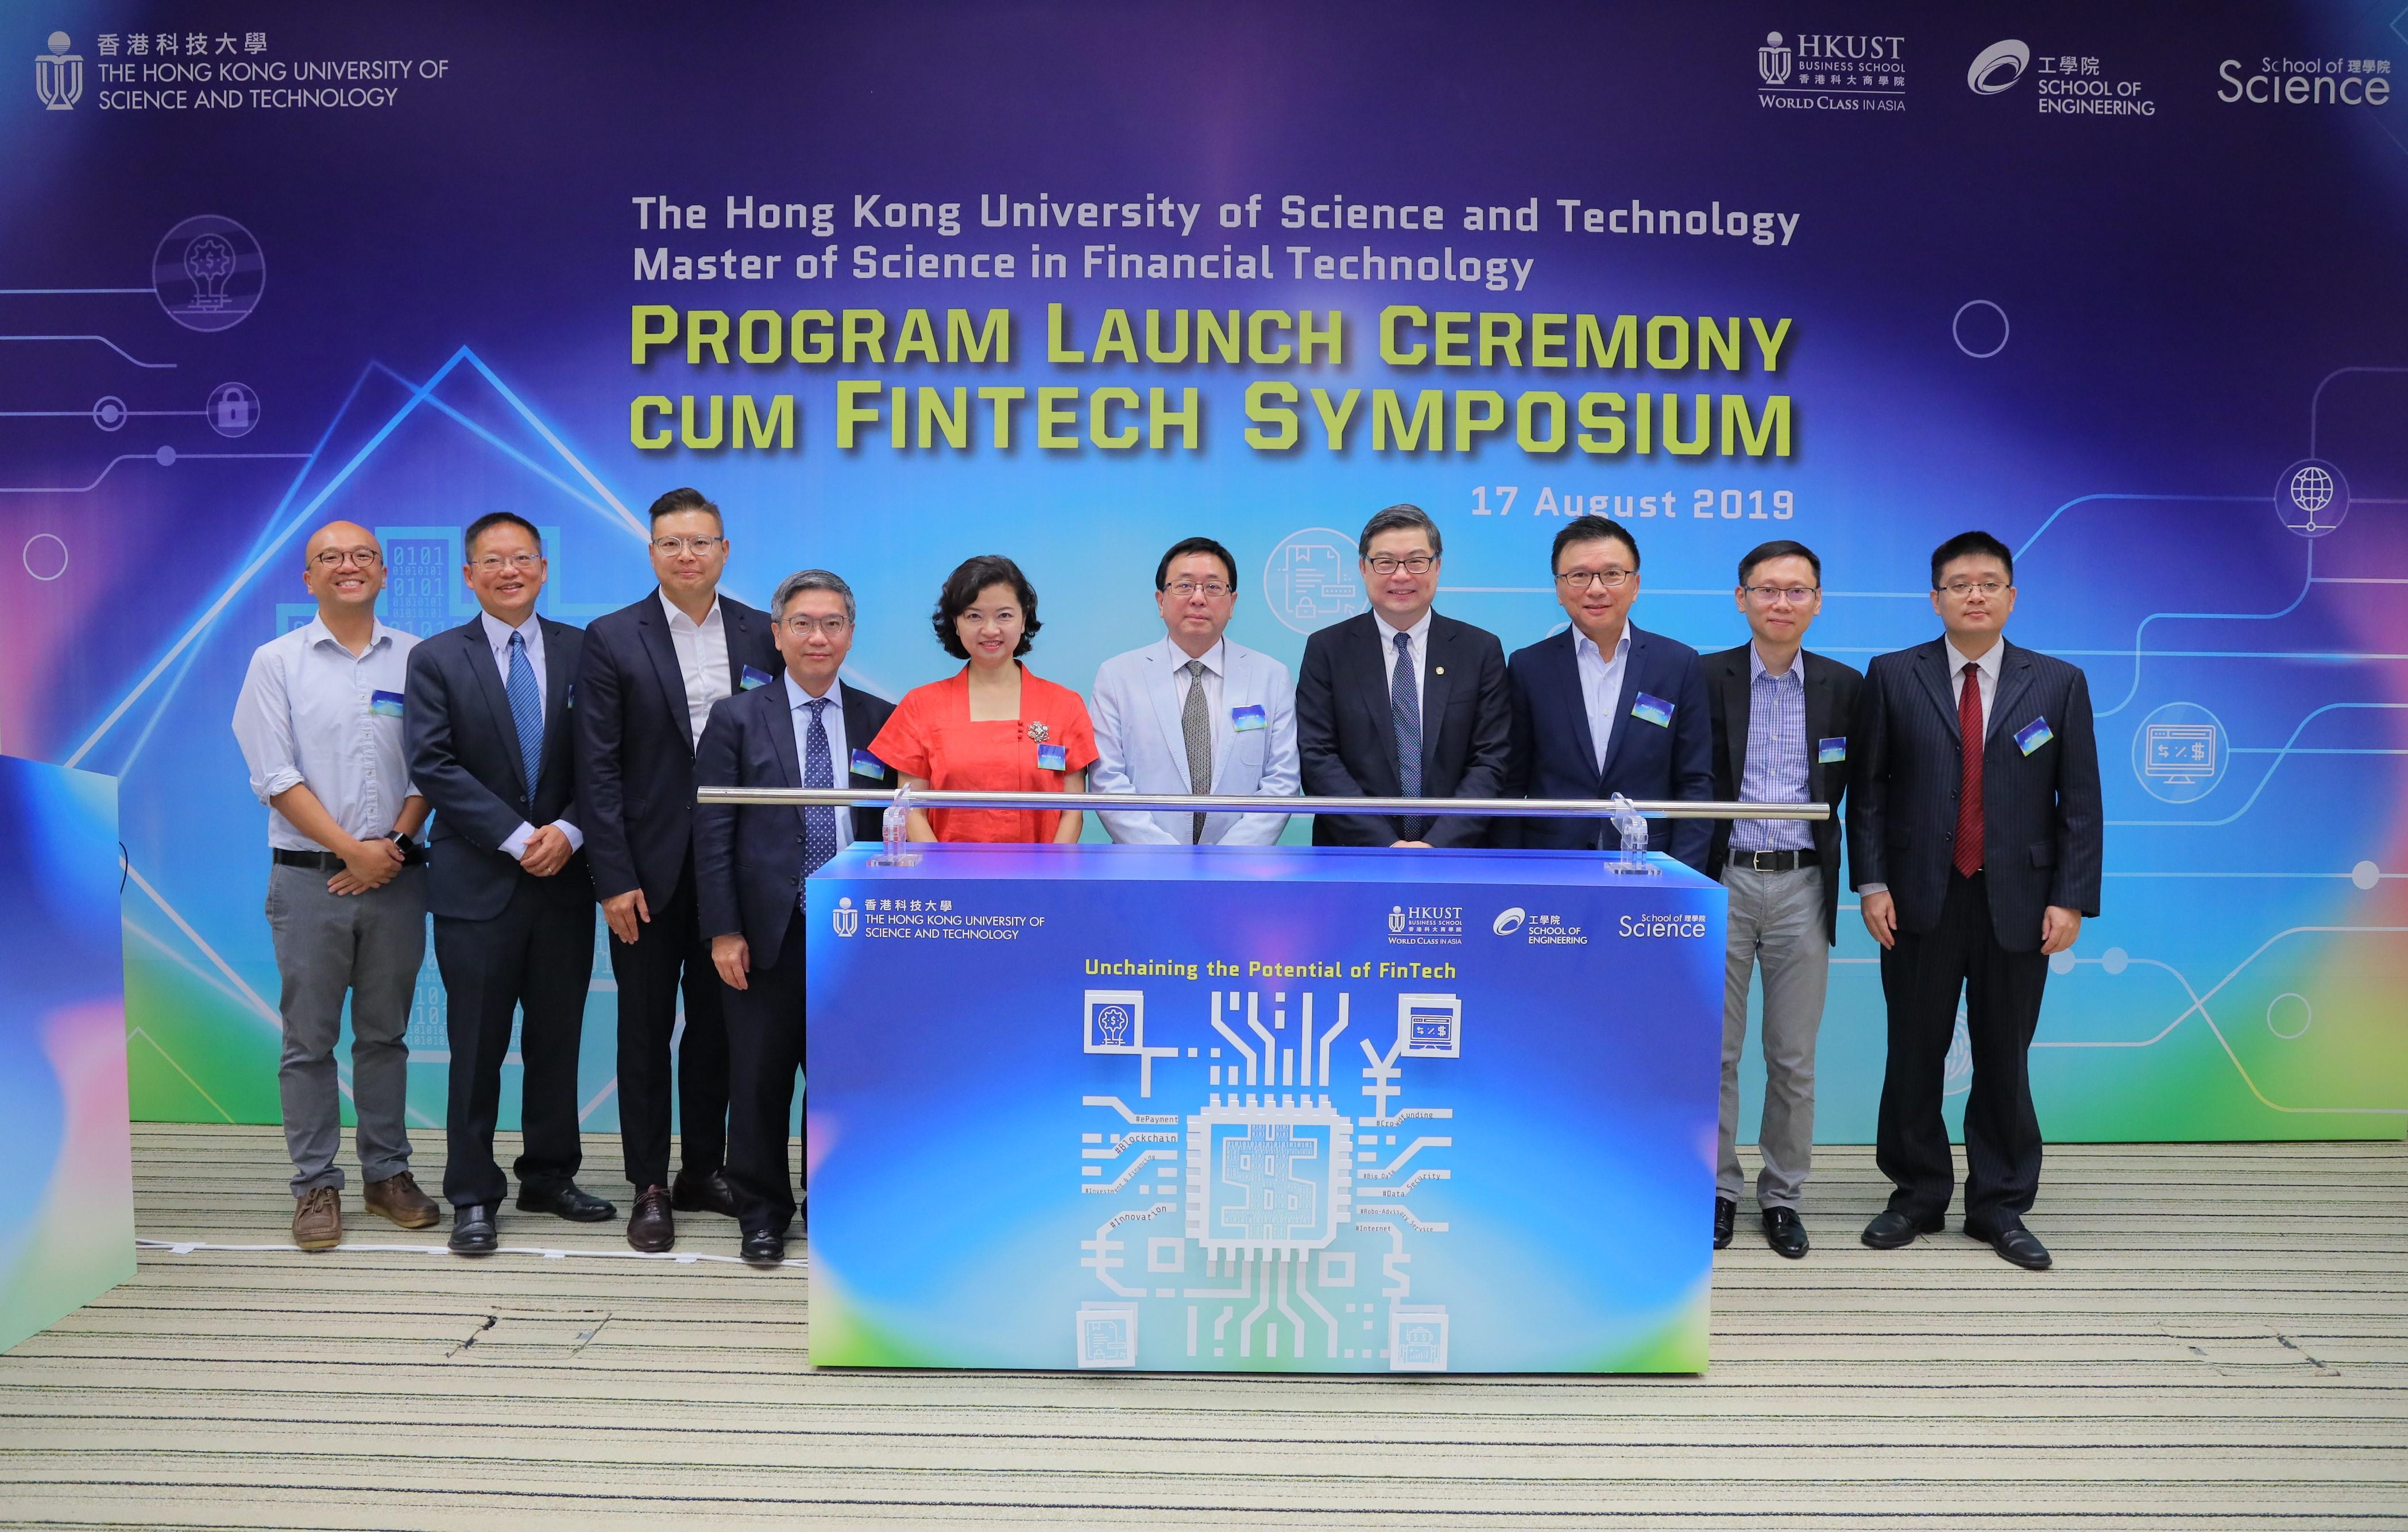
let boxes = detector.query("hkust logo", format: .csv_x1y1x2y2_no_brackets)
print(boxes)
832,896,859,937
36,31,83,109
1756,29,1905,112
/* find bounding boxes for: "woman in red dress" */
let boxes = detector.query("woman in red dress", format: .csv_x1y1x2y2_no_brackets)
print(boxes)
869,555,1099,844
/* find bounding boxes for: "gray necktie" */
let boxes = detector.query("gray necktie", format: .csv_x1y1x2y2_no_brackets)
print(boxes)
1392,630,1424,840
1181,659,1212,844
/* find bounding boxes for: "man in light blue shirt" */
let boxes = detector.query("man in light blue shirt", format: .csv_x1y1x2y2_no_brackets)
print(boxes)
231,520,438,1252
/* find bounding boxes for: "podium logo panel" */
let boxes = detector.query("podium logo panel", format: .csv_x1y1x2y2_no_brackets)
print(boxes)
1184,1100,1355,1257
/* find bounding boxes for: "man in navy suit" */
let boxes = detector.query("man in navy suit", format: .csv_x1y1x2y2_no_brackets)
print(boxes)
575,488,780,1253
1499,517,1714,865
693,568,896,1267
1851,531,2102,1271
1296,504,1510,848
404,512,613,1255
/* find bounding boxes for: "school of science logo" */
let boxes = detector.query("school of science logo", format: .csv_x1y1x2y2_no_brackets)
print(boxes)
36,31,84,109
832,896,859,937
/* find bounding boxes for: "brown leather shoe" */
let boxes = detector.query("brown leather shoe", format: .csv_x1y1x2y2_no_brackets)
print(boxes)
627,1184,675,1252
364,1170,442,1230
292,1185,342,1251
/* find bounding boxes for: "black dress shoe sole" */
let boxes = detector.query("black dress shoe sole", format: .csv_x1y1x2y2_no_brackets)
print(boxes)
741,1245,786,1268
447,1233,497,1256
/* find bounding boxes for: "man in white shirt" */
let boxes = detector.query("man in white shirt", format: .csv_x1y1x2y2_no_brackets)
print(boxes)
1091,536,1298,846
231,521,439,1252
575,489,780,1252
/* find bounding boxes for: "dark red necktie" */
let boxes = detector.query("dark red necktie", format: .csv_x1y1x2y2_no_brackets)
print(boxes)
1953,661,1984,877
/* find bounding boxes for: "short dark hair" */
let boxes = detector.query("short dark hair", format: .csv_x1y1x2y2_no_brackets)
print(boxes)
933,554,1042,659
1738,539,1821,585
1930,530,2013,588
774,568,855,625
1154,536,1238,593
647,486,722,527
1358,503,1442,559
463,511,541,560
1551,514,1638,573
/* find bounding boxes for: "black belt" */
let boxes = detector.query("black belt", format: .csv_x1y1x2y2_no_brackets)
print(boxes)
1729,848,1819,872
272,848,346,872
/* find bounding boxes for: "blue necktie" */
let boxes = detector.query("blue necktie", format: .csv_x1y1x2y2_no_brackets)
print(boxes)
801,697,838,897
506,630,543,794
1391,630,1424,839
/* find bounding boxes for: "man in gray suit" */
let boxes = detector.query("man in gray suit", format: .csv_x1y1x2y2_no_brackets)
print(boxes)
1850,531,2103,1271
1091,536,1298,846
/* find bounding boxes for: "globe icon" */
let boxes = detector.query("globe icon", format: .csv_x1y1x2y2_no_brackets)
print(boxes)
2289,465,2333,516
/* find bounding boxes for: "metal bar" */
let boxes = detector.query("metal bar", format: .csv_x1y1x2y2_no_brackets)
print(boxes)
694,787,1826,820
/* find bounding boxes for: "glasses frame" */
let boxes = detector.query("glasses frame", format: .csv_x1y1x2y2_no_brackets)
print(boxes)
470,552,544,574
651,535,726,556
779,614,853,637
310,548,382,570
1556,568,1635,590
1741,584,1820,605
1365,555,1437,575
1938,580,2009,599
1164,581,1231,599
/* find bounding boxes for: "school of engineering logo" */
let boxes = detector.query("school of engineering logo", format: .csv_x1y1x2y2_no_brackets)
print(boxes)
831,896,859,936
1968,39,2030,94
36,31,83,109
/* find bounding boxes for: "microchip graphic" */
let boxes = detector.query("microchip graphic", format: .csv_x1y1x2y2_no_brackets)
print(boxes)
1185,1100,1355,1256
1398,993,1462,1058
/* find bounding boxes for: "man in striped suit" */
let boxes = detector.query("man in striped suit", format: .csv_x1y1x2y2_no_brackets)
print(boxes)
1849,531,2102,1271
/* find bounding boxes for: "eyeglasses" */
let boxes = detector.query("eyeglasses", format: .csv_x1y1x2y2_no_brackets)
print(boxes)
1742,585,1819,605
651,536,725,556
1939,580,2008,598
471,552,543,573
1165,581,1230,599
779,615,852,637
1366,555,1436,575
1556,568,1634,590
310,548,381,570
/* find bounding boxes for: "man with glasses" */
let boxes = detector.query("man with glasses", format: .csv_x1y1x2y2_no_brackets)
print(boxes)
694,570,895,1266
1297,504,1510,847
574,488,779,1252
1851,531,2101,1271
405,511,613,1255
232,521,438,1252
1499,516,1714,863
1091,536,1298,846
1702,539,1863,1259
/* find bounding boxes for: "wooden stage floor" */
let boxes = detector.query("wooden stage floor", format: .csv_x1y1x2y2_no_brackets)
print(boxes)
0,1125,2402,1529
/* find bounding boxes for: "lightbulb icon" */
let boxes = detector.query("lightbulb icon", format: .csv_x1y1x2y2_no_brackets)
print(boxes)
184,234,237,311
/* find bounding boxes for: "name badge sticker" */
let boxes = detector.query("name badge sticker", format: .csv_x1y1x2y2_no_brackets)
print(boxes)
849,749,886,779
739,664,775,691
1817,737,1846,764
1036,742,1069,772
1630,692,1675,729
1230,703,1267,732
369,689,405,719
2015,717,2055,756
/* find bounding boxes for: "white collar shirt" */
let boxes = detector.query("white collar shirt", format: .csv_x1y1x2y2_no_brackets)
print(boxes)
660,590,731,748
1372,609,1433,733
784,671,849,788
480,609,546,693
1574,626,1633,775
1945,637,2004,740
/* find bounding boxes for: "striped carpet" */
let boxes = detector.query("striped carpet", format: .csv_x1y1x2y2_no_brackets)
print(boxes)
0,1125,2401,1529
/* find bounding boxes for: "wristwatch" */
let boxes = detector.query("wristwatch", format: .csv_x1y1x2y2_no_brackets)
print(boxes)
389,830,426,866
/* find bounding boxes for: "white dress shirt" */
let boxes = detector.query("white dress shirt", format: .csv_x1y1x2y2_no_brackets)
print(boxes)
1172,637,1226,723
1371,609,1432,733
661,590,732,748
1574,625,1633,774
785,671,850,787
478,609,583,858
1946,636,2003,740
231,616,420,852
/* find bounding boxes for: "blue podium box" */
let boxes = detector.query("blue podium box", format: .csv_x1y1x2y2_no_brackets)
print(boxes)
805,842,1725,1373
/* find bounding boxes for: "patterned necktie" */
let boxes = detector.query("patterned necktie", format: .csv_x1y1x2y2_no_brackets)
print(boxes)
1953,661,1984,877
801,697,838,896
505,630,543,794
1391,630,1424,838
1181,659,1212,844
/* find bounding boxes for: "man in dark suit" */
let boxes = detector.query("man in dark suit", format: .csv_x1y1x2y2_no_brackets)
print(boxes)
1702,539,1864,1260
404,511,614,1256
1851,530,2102,1271
1296,504,1509,847
694,568,895,1267
575,488,781,1253
1499,517,1714,865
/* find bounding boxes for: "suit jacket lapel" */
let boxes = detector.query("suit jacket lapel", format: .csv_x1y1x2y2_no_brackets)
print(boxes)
1147,646,1193,790
1988,641,2035,745
462,620,527,796
1597,628,1648,788
1803,653,1833,803
1915,639,1961,744
1418,621,1456,782
1720,647,1753,796
636,595,697,757
767,683,806,833
1359,617,1401,791
1210,647,1250,792
538,618,573,787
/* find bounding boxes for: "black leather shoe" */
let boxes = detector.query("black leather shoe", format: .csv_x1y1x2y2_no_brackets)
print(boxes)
627,1185,674,1252
448,1204,497,1256
516,1181,617,1222
670,1166,740,1218
1713,1196,1736,1249
740,1228,786,1267
1971,1222,2053,1271
1861,1208,1943,1249
1762,1206,1810,1259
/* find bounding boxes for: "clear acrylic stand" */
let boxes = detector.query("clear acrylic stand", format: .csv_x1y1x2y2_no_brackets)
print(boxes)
869,782,922,868
1606,792,1659,876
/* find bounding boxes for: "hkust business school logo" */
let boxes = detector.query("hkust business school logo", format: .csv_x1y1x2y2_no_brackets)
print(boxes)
35,31,82,108
1968,38,2158,118
1756,30,1905,111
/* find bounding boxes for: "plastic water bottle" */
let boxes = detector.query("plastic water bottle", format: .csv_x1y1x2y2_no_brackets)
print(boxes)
873,782,922,867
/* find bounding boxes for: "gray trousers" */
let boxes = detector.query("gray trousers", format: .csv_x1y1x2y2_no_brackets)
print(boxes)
1718,864,1829,1209
264,860,427,1196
